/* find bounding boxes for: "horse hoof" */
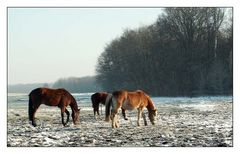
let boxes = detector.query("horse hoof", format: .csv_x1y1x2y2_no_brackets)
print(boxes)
105,118,111,122
32,123,37,127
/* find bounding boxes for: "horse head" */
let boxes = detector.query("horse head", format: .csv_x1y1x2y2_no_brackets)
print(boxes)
72,108,80,125
148,109,157,125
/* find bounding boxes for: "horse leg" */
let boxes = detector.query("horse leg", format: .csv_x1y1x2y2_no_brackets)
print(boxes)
65,109,70,125
142,112,148,126
97,107,100,116
93,108,96,119
111,109,116,128
110,98,121,128
137,108,143,127
100,103,103,115
121,108,128,120
115,114,119,128
94,104,100,120
111,109,120,128
97,105,100,115
94,108,97,119
61,107,67,126
31,104,40,127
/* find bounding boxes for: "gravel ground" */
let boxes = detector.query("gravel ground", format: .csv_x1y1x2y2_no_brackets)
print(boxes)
7,102,233,147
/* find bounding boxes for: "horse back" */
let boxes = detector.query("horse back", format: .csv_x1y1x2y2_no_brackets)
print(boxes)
112,90,149,110
112,90,130,109
91,92,108,105
29,87,72,106
112,90,128,101
128,91,149,108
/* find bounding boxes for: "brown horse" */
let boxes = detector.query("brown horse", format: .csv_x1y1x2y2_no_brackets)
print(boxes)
28,87,80,127
105,90,157,128
91,92,108,117
91,92,128,120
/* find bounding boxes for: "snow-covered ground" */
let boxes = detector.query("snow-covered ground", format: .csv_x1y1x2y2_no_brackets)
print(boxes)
7,94,232,147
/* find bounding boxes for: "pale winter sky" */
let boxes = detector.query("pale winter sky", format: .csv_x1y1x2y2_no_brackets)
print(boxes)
8,8,163,84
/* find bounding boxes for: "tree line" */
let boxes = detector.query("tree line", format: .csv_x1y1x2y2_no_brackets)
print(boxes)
52,76,102,93
96,8,233,96
8,76,101,93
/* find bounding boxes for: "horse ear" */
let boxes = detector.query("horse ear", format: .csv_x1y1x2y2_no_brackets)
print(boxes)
78,108,81,111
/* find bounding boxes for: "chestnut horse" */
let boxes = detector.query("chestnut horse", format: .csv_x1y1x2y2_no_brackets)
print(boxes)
91,92,128,120
28,87,80,127
105,90,157,128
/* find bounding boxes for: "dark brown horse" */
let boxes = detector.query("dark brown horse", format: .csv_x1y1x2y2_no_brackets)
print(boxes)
28,87,80,127
91,92,108,117
105,90,157,128
91,92,128,120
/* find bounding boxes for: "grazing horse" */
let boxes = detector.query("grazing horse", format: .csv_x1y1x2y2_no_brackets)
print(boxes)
28,87,80,127
105,90,157,128
91,92,128,120
91,92,108,117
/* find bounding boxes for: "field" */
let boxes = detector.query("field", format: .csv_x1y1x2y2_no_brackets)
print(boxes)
7,97,233,147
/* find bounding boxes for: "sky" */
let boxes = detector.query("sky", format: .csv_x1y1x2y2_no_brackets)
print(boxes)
8,8,163,85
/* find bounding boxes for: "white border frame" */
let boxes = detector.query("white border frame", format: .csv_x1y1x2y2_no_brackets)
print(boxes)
1,0,239,153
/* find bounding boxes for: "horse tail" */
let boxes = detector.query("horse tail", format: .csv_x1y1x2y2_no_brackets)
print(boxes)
91,94,95,108
105,93,112,122
28,93,34,121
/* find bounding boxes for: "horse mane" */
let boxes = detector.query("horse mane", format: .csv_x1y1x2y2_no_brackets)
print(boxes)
135,90,155,110
70,96,78,110
146,94,156,110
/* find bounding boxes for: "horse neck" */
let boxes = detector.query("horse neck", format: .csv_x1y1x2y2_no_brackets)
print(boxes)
69,97,78,112
146,97,155,111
